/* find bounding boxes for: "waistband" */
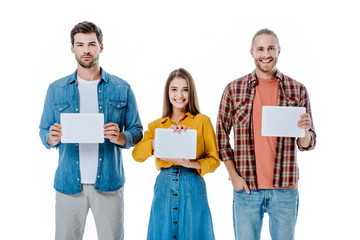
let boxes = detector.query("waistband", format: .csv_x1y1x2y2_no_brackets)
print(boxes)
160,165,198,175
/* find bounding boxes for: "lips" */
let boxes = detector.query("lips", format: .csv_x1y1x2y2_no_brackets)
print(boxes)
260,58,272,64
82,55,92,60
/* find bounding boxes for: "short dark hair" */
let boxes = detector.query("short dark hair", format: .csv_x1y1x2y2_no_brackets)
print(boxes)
251,28,280,49
70,21,103,45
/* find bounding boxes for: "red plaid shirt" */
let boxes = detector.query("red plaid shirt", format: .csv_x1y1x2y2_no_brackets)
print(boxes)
216,70,316,190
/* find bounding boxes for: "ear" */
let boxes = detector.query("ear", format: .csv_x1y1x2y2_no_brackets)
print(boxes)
100,43,104,53
250,48,254,58
71,45,74,53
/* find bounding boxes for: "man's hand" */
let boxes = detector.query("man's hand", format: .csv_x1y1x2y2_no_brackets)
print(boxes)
104,123,126,146
298,113,312,131
48,123,62,146
297,113,312,148
231,174,251,194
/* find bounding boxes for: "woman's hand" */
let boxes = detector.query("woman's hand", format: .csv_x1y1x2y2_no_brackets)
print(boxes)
160,158,201,169
169,125,190,133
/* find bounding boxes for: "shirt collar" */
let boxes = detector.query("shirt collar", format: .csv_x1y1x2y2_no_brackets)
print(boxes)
248,69,283,87
160,112,195,123
67,67,108,84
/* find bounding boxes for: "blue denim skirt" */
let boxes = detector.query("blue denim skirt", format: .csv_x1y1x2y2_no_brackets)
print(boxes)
147,166,215,240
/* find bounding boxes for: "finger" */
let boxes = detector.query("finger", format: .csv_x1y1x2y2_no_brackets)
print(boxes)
300,113,309,118
104,123,117,129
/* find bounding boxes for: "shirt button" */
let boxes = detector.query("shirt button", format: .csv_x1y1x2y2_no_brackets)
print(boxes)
97,175,100,178
173,221,178,224
77,178,80,181
76,109,79,112
173,193,178,197
99,158,102,161
59,108,62,111
98,90,101,93
99,106,102,109
76,162,79,165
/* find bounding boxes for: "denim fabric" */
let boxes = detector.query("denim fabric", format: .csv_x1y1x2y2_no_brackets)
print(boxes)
233,188,299,240
147,166,215,240
39,68,143,194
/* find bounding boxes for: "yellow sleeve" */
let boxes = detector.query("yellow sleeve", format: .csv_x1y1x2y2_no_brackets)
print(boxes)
196,117,221,176
132,121,156,162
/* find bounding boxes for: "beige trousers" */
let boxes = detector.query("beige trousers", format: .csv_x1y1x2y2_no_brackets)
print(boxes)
55,185,124,240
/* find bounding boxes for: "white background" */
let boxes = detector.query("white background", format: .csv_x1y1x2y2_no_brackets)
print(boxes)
1,0,359,239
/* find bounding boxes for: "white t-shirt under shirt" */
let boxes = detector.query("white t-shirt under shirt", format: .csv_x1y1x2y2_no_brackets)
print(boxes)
77,75,100,184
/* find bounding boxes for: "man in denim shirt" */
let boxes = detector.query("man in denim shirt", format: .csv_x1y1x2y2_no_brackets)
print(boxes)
39,21,143,240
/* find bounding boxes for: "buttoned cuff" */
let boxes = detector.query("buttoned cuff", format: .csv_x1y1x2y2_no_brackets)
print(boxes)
120,131,132,149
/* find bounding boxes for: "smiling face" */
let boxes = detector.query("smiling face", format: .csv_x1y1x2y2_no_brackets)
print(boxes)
251,33,280,78
71,32,103,69
168,77,189,113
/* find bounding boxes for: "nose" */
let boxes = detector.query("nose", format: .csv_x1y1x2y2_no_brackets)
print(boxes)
83,46,90,54
262,49,271,57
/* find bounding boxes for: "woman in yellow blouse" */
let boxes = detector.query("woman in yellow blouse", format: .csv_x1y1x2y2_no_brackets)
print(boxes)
132,68,220,240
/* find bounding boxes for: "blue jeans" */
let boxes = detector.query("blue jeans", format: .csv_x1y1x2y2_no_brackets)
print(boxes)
147,166,215,240
233,188,299,240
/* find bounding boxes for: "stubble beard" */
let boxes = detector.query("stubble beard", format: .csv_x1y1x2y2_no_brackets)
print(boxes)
76,54,99,68
255,57,278,74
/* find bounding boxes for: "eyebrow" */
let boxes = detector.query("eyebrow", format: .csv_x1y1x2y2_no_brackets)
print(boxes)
74,41,97,45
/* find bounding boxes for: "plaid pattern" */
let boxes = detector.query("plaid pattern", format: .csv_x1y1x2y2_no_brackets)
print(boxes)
216,70,316,190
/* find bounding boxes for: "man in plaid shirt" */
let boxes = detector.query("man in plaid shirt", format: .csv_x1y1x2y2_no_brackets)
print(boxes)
216,29,316,240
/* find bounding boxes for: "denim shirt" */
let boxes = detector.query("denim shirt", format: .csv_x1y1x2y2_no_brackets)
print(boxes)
39,68,143,194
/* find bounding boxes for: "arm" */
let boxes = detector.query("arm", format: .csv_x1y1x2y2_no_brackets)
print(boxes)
297,87,316,150
216,86,250,193
39,86,60,149
132,121,156,162
195,117,221,176
106,87,143,148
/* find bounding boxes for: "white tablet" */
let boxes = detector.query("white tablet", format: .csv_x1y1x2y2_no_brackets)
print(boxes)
261,106,306,138
60,113,104,143
154,128,197,159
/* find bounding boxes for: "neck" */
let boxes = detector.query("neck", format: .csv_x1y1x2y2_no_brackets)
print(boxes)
77,64,101,81
171,108,187,124
255,68,276,80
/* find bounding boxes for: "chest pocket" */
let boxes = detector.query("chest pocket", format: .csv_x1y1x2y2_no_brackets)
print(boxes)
53,103,71,113
286,97,300,107
234,102,250,125
52,103,71,123
108,100,127,125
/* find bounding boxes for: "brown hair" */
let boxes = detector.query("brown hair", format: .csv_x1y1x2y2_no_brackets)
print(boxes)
70,21,103,45
251,28,280,49
162,68,200,118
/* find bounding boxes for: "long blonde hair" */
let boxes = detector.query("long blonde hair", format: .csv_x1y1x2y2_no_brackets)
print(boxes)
162,68,200,118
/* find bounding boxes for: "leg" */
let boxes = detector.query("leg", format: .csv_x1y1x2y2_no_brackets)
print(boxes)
90,186,125,240
267,189,299,240
55,190,89,240
233,190,265,240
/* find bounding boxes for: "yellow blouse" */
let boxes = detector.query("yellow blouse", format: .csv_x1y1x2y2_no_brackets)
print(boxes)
132,113,220,176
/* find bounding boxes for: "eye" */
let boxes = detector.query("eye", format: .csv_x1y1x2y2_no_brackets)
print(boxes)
90,43,96,46
183,88,189,92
